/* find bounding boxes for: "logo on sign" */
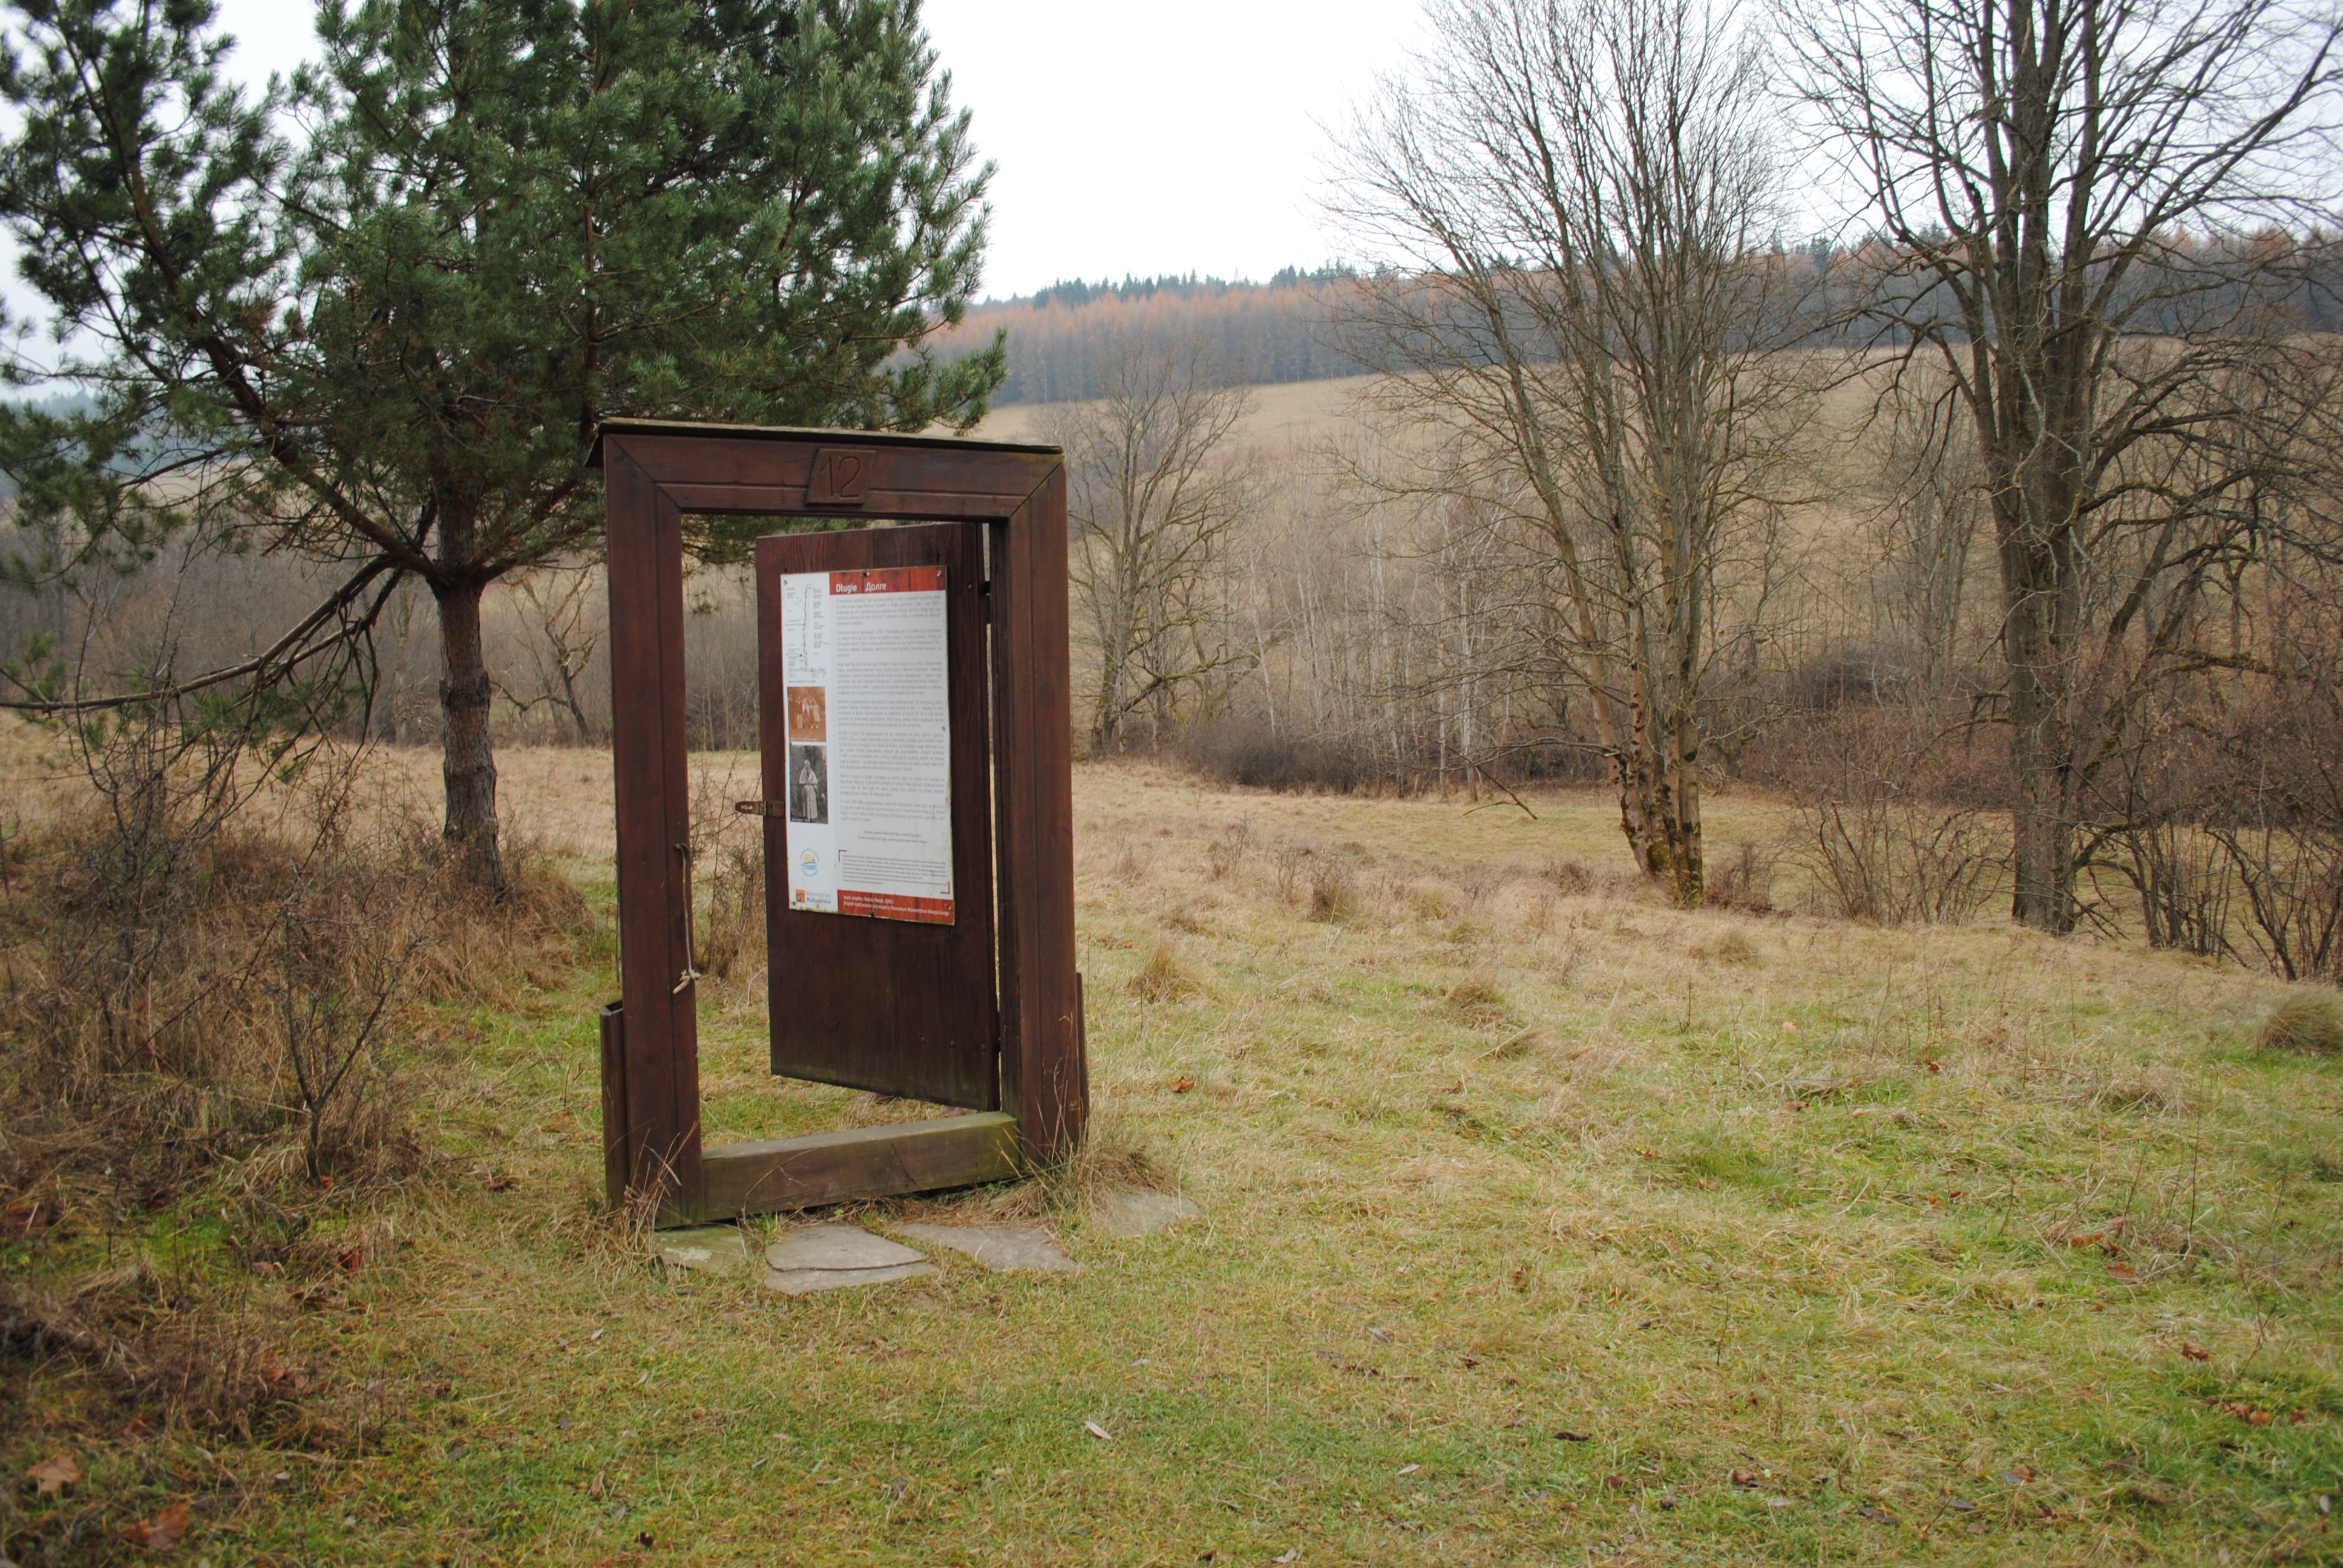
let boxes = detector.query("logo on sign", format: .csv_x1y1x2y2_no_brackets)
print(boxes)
798,848,819,877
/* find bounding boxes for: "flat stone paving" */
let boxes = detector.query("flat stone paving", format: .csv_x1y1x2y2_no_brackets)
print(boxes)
894,1223,1079,1273
760,1223,939,1296
658,1205,1184,1294
656,1225,752,1276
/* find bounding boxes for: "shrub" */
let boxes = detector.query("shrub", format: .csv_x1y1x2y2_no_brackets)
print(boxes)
1706,841,1775,913
1768,707,2005,925
1309,858,1357,922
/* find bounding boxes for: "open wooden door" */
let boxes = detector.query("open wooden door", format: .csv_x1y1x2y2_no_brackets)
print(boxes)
752,521,998,1110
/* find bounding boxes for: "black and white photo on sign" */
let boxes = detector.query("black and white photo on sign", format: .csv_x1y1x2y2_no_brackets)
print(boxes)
787,743,829,824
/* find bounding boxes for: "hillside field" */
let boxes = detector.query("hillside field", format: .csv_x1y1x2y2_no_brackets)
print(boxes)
6,753,2341,1566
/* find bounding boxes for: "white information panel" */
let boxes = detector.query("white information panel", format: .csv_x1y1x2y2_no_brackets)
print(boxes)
778,566,955,924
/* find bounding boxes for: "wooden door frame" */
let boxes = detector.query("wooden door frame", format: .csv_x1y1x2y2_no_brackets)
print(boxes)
588,420,1086,1226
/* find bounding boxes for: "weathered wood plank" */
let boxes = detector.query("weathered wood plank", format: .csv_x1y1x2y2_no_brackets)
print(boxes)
677,1112,1021,1225
598,1001,629,1208
603,443,703,1203
657,482,1040,521
989,468,1087,1162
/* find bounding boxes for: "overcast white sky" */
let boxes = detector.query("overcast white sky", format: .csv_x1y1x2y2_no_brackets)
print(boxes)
198,0,1429,301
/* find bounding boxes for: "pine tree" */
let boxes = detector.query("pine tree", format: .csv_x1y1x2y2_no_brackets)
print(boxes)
0,0,1004,890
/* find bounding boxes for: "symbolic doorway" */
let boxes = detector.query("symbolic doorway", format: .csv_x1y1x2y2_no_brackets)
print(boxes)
589,422,1087,1226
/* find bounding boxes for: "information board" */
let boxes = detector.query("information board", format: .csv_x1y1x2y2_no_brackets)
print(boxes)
778,566,956,924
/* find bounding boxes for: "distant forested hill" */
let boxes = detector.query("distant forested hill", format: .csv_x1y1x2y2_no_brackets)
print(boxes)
943,235,2343,407
937,269,1371,404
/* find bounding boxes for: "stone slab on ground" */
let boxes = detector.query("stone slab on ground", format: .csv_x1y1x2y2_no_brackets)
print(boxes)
1090,1190,1204,1237
655,1225,752,1276
762,1260,938,1296
758,1224,937,1296
764,1224,928,1273
894,1223,1080,1273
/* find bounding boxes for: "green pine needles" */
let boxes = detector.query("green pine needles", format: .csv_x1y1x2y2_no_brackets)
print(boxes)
0,0,1005,889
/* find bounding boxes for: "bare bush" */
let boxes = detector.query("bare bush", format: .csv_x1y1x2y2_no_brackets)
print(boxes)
1779,714,2005,925
1706,841,1777,915
266,819,434,1181
1309,858,1358,922
1204,820,1253,879
2119,821,2232,959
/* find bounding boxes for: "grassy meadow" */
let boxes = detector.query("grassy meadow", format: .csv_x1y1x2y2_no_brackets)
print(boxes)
7,753,2343,1566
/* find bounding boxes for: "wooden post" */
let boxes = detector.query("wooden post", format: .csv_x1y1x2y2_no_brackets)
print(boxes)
990,467,1088,1160
601,444,701,1208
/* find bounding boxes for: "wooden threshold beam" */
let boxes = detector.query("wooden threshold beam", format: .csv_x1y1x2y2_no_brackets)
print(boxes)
667,1112,1021,1227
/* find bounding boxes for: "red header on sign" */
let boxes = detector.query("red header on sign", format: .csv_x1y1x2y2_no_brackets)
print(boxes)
839,890,955,924
828,566,945,595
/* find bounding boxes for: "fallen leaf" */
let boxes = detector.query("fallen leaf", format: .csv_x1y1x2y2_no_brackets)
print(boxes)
1273,1550,1300,1564
27,1453,83,1497
1967,1522,1988,1535
1364,1326,1394,1344
1604,1474,1628,1489
1555,1430,1592,1442
1170,1077,1196,1093
2290,1410,2310,1424
588,1328,605,1343
1397,1463,1421,1475
1083,1421,1112,1441
637,1532,654,1549
125,1501,189,1552
1945,1496,1978,1512
1783,1101,1808,1112
2004,1465,2034,1483
2180,1342,2210,1361
336,1247,363,1274
1858,1506,1899,1524
1731,1468,1760,1487
2247,1409,2273,1426
1922,1059,1941,1073
2065,1232,2106,1248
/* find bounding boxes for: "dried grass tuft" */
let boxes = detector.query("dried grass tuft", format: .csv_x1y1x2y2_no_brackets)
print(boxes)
1126,941,1205,1002
2256,990,2343,1056
1691,929,1760,964
1444,974,1513,1029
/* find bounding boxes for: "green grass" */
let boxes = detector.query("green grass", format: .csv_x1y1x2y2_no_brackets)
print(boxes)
9,761,2343,1565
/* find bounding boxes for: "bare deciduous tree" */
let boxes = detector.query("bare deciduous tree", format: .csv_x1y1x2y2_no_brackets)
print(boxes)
1040,338,1256,754
496,566,605,745
1865,368,1988,693
1788,0,2343,931
1329,0,1806,903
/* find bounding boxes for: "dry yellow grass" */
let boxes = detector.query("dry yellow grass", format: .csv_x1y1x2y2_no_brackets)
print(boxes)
8,750,2341,1566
